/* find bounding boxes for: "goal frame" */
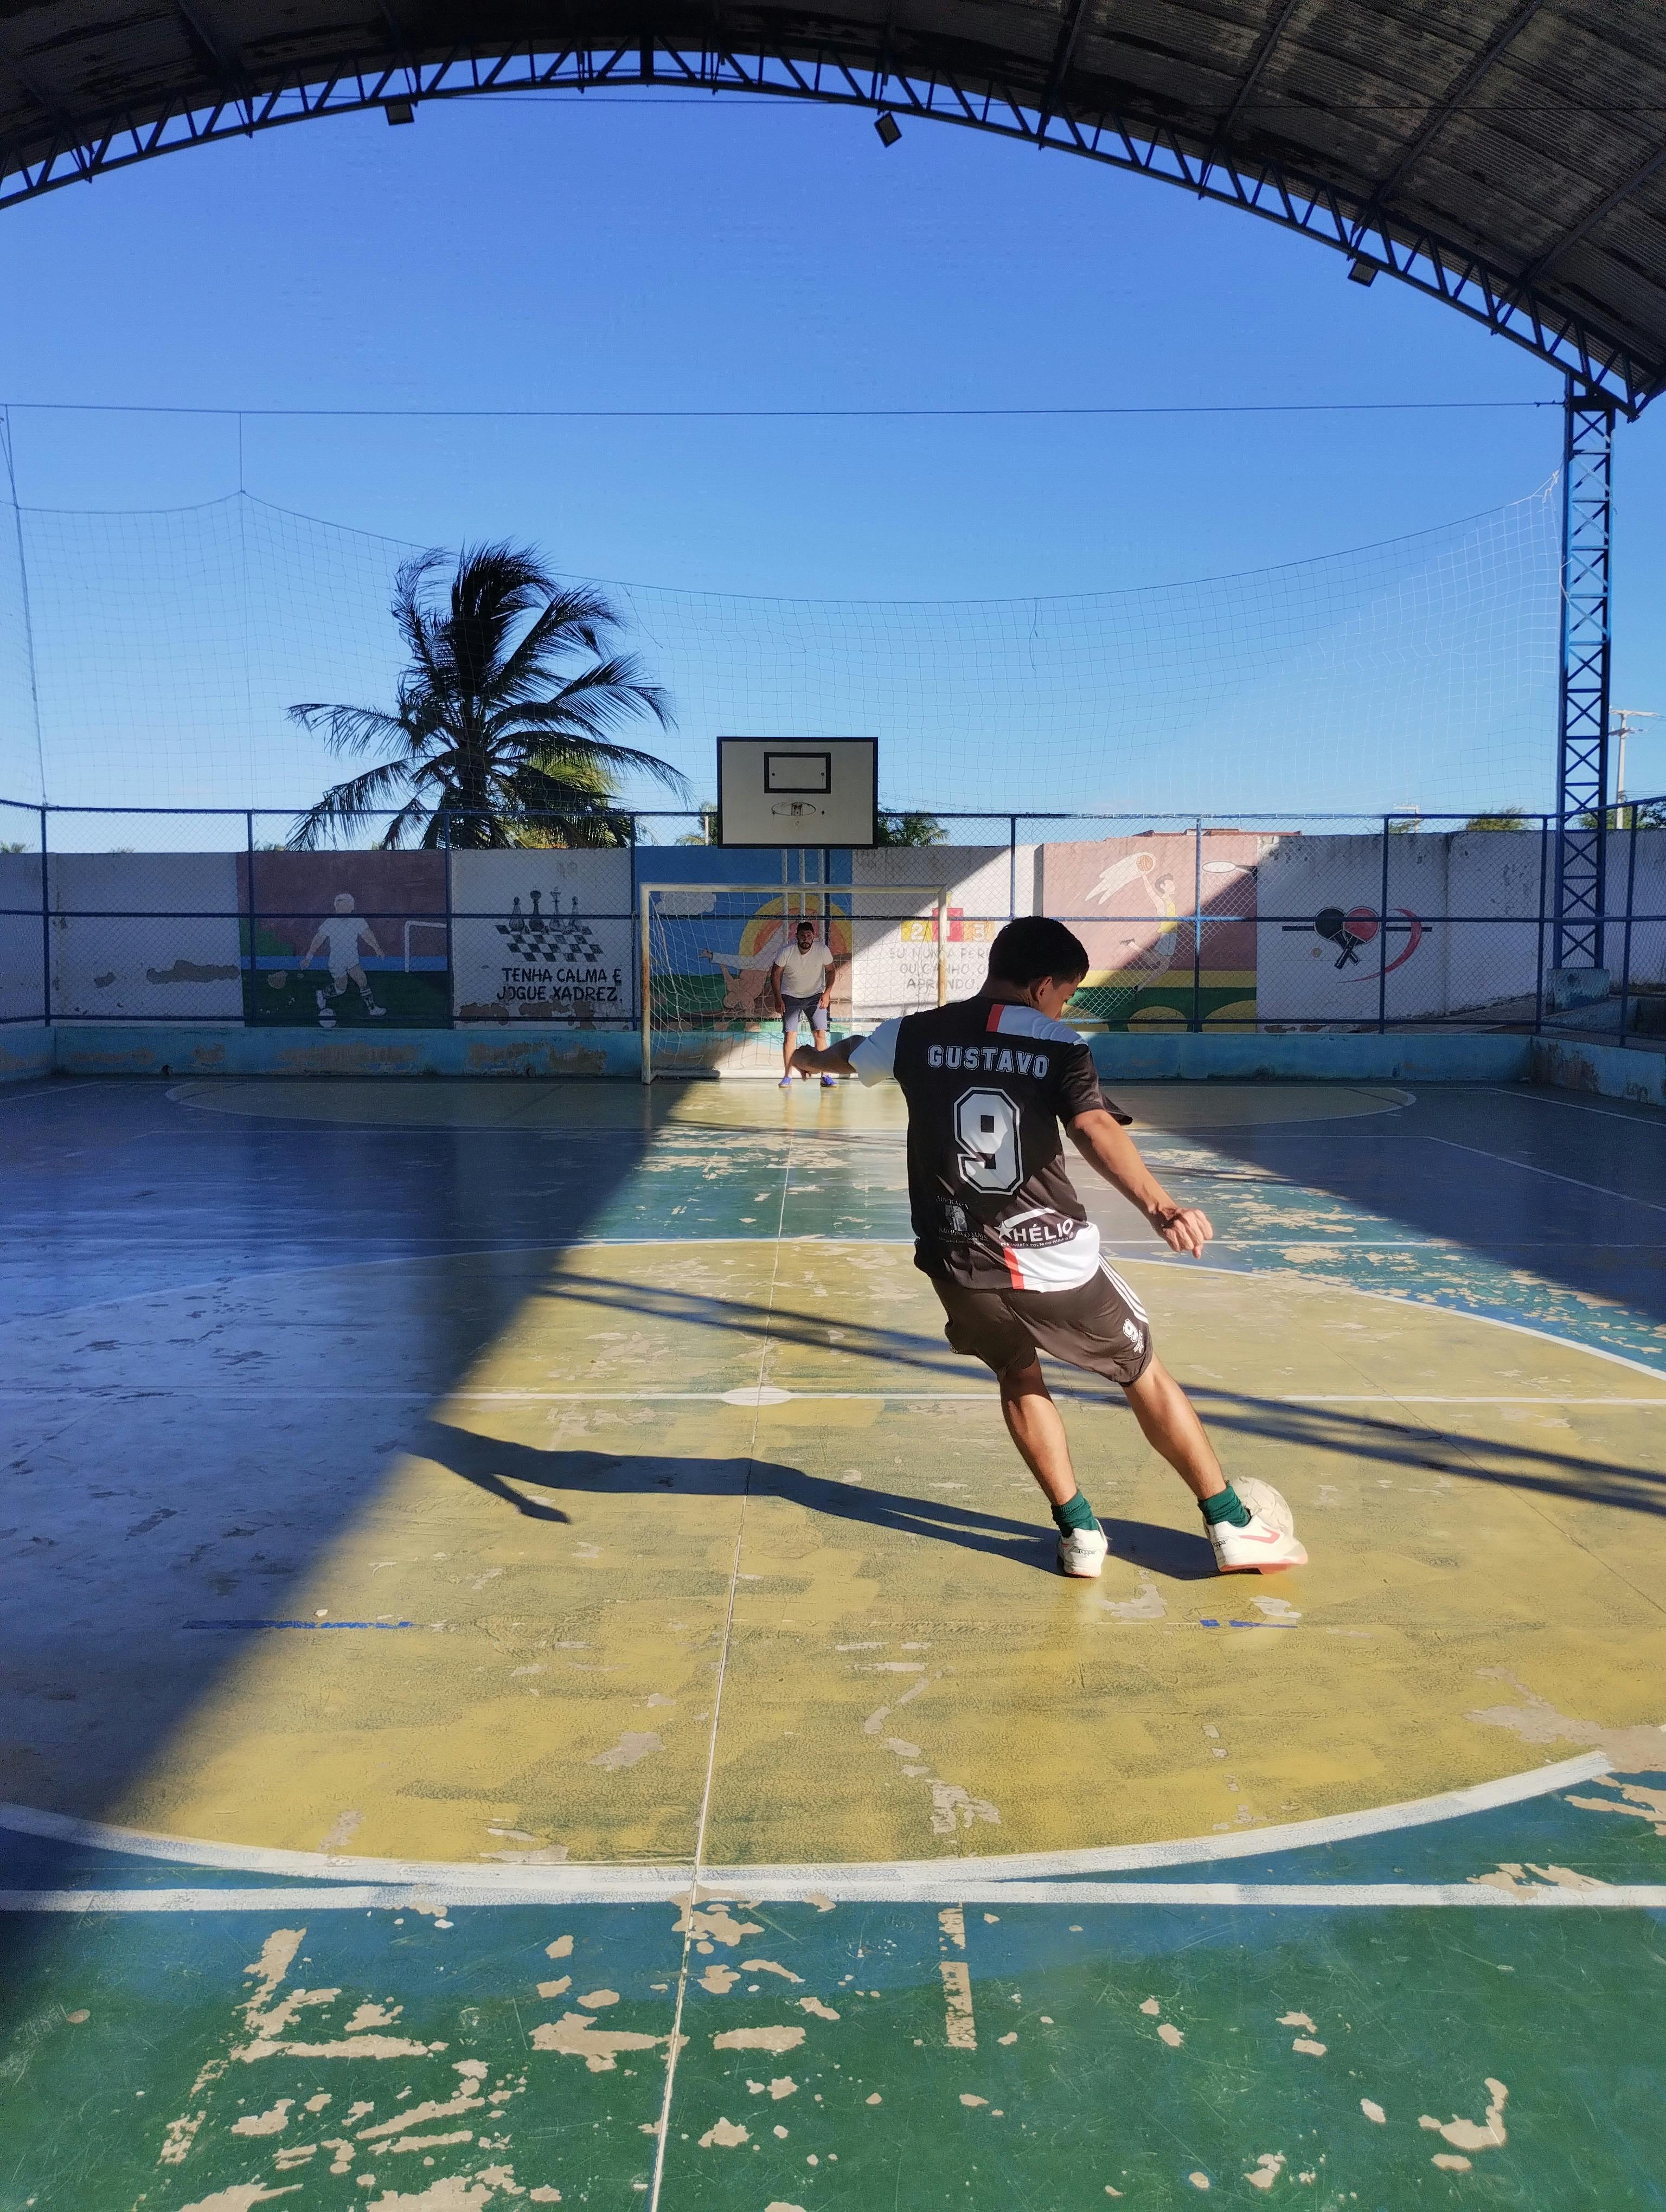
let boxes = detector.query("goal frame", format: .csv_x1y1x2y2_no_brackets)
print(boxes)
639,880,952,1083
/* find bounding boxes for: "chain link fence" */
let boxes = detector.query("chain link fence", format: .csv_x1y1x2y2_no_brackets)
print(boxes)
2,800,1662,1045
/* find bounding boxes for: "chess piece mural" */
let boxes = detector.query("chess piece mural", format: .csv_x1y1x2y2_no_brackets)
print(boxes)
451,852,632,1022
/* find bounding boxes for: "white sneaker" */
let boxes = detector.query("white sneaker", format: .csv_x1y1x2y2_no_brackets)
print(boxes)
1057,1525,1108,1579
1210,1513,1308,1573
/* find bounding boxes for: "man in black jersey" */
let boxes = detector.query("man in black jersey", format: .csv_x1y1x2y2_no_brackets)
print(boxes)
791,915,1308,1578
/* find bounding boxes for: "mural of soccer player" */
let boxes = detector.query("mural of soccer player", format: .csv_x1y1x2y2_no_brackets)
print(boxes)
304,893,387,1018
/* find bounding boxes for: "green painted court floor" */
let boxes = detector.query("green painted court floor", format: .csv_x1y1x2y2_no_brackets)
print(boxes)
2,1073,1664,2210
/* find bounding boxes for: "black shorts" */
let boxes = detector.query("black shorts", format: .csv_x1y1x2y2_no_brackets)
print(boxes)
931,1263,1154,1388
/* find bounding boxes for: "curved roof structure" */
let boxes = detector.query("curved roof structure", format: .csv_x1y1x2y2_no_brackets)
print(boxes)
3,3,1664,410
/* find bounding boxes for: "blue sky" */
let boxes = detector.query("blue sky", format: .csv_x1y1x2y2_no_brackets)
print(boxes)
0,89,1663,826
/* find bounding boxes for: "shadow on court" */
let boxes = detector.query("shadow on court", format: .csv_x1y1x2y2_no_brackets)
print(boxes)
421,1427,1223,1579
1182,1083,1666,1335
484,1264,1666,1519
0,1080,695,1978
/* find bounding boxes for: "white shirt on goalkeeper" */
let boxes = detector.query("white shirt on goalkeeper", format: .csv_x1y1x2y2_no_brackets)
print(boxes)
775,943,834,998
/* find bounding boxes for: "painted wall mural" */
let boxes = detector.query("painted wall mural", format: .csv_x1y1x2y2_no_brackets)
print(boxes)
450,852,632,1023
239,852,450,1028
848,845,1024,1014
1036,833,1265,1030
5,831,1661,1032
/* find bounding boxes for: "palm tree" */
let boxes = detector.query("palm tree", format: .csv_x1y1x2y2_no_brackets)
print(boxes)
288,543,686,849
875,811,946,846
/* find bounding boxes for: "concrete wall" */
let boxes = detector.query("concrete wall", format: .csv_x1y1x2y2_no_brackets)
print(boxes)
1604,827,1666,989
48,852,242,1019
1258,833,1450,1023
1529,1034,1666,1110
5,832,1663,1044
12,1023,1665,1103
848,844,1031,1013
0,852,44,1023
0,1023,51,1083
1445,831,1545,1014
18,1023,1539,1086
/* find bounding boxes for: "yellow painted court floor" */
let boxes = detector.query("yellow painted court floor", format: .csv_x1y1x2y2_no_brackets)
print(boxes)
42,1239,1652,1873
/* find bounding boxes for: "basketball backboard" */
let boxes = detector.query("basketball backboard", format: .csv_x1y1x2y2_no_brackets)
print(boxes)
715,736,877,846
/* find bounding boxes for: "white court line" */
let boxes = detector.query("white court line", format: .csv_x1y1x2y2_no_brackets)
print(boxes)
5,1388,1662,1409
1286,1395,1666,1406
0,1078,116,1106
0,1380,986,1398
1108,1239,1665,1250
0,1754,1611,1889
646,1118,802,2212
1488,1085,1666,1127
1425,1135,1666,1214
5,1879,1665,1913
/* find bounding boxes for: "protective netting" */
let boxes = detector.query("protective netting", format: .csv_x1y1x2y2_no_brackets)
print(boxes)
0,480,1562,833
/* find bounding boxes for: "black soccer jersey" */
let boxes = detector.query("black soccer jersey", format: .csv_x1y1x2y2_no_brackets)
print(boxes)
848,996,1130,1290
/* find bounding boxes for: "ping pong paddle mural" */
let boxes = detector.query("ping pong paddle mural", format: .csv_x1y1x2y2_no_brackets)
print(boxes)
1287,903,1428,978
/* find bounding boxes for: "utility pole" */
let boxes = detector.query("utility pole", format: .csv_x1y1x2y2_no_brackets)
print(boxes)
1613,707,1659,828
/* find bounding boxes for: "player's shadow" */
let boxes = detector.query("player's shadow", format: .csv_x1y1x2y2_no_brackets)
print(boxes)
422,1423,1218,1579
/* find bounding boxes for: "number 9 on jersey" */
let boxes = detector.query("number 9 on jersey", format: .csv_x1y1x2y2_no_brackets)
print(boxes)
954,1087,1023,1193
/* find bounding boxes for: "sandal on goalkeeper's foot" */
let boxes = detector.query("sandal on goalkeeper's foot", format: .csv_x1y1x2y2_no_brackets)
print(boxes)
1210,1514,1308,1572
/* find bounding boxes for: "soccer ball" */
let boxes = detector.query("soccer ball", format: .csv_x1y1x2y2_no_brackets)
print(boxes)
1234,1477,1296,1537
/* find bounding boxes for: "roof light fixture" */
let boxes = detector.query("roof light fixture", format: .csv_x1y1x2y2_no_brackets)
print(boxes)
875,110,901,147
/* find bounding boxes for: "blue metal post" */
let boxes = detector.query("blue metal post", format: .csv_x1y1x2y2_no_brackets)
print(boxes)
1553,385,1616,972
443,811,456,1029
1377,818,1390,1033
1190,816,1202,1032
38,803,49,1026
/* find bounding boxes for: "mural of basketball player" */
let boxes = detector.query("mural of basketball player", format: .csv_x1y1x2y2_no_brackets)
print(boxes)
304,892,387,1018
1131,869,1180,997
1086,850,1180,996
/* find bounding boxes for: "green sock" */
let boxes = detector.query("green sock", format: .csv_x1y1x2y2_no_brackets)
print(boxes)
1052,1490,1099,1536
1200,1483,1252,1529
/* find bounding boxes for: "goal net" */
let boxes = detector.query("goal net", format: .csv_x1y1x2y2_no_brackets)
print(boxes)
640,881,969,1081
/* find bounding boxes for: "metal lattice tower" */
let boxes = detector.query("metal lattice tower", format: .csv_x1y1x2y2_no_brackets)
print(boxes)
1553,389,1616,971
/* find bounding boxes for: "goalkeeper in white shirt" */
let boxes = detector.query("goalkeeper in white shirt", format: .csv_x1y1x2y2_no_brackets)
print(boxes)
771,919,838,1088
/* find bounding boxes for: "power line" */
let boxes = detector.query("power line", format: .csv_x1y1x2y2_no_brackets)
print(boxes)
0,398,1553,420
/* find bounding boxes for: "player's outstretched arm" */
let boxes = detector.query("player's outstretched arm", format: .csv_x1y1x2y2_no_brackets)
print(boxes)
790,1034,860,1077
1067,1108,1214,1257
